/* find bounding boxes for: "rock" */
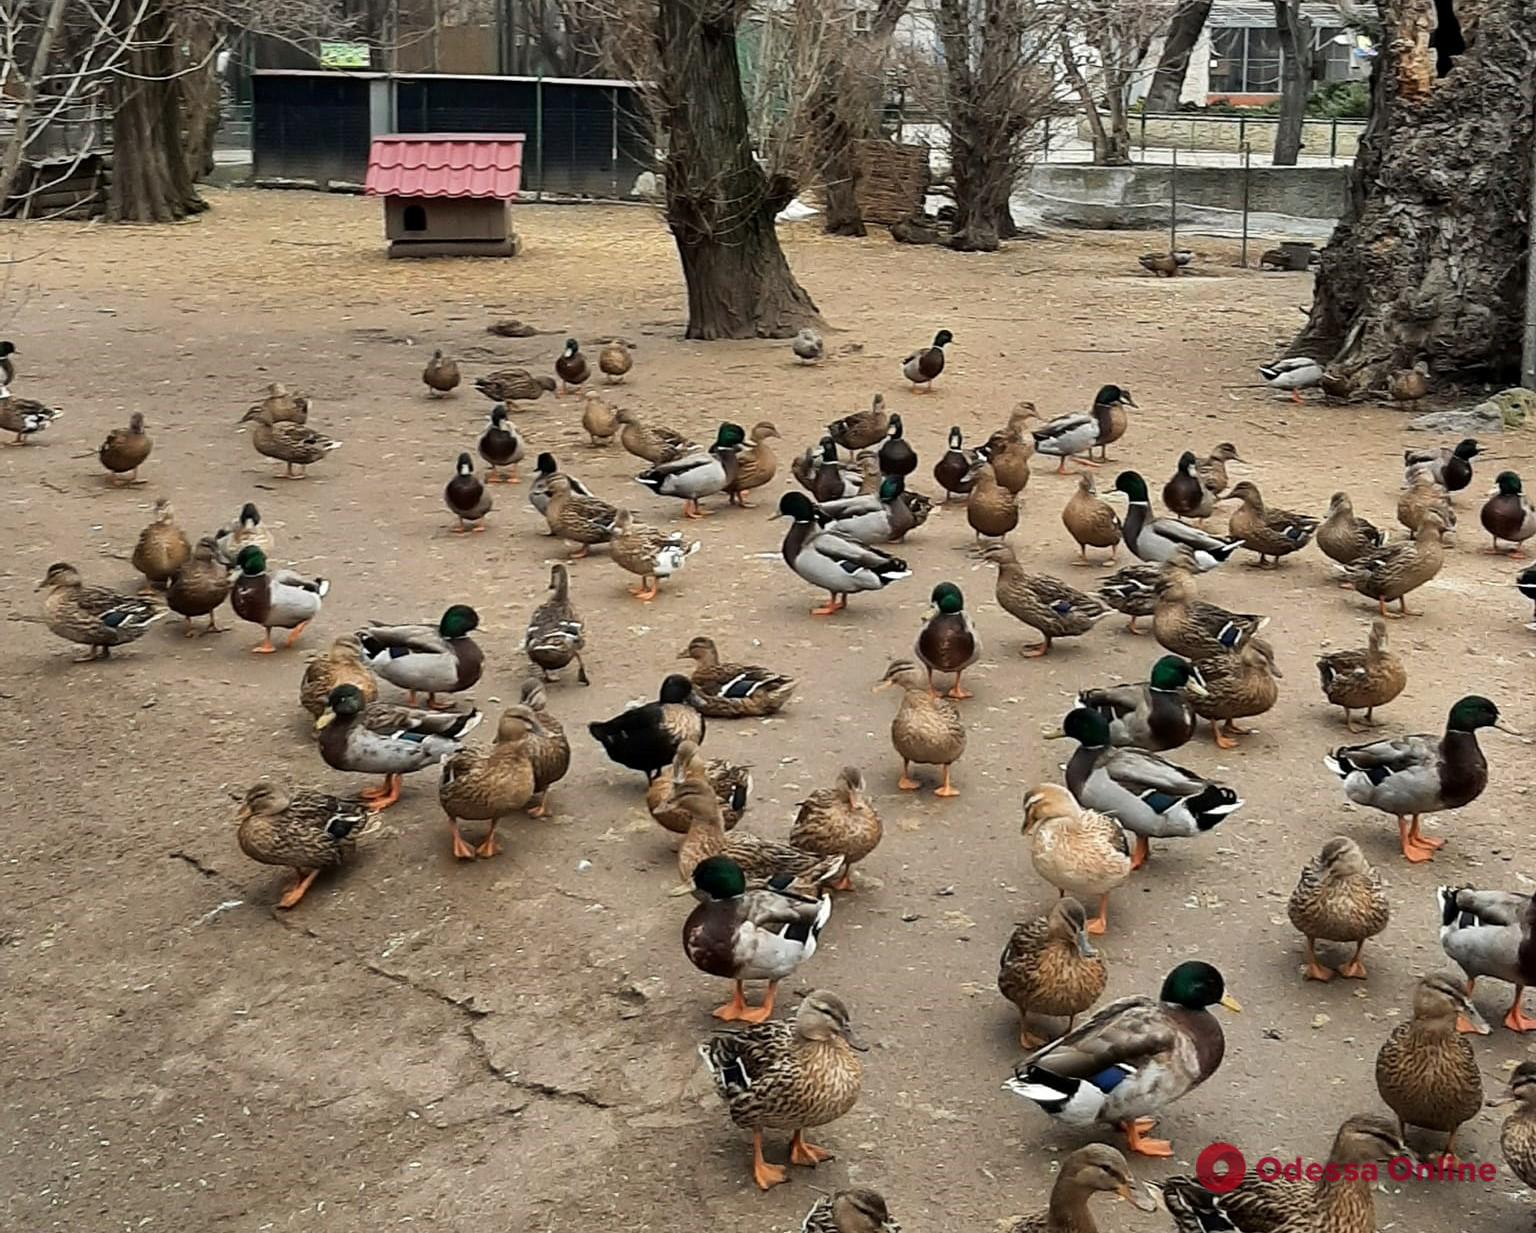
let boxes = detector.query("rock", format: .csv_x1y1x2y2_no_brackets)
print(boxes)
1406,401,1505,434
487,319,538,338
890,217,941,245
1486,387,1536,428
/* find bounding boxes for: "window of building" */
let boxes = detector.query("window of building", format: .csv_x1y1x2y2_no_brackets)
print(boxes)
403,204,427,232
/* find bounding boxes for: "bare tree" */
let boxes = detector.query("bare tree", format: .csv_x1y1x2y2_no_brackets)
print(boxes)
1143,0,1211,111
1062,0,1172,166
1271,0,1315,165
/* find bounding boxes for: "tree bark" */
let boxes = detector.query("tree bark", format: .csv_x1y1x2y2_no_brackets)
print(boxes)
1103,65,1134,165
1295,0,1536,391
1145,0,1212,112
1059,35,1128,166
1272,0,1314,166
658,0,820,338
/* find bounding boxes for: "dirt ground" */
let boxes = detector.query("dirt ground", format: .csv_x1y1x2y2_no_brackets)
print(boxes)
3,188,1535,1233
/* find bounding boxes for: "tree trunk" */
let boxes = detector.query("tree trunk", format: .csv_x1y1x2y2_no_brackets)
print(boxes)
1059,36,1127,166
1271,0,1313,166
1294,0,1536,391
108,3,207,222
1145,0,1212,112
658,0,820,338
811,73,867,236
1103,68,1134,165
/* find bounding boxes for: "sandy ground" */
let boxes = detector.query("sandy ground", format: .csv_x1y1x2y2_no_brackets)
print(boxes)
3,189,1535,1233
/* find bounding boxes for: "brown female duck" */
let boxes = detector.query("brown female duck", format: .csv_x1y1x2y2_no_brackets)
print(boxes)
238,406,341,479
1061,472,1121,563
299,634,378,716
1341,509,1447,618
542,474,622,558
827,394,888,453
166,536,232,635
1397,468,1456,534
517,679,569,817
98,413,152,483
978,542,1112,656
422,349,460,396
1317,491,1387,574
801,1190,899,1233
1287,836,1389,982
1493,1062,1536,1189
967,461,1020,540
523,563,589,685
437,706,542,858
679,635,796,717
617,408,695,465
998,897,1109,1048
597,340,632,383
610,509,699,600
1375,972,1487,1154
1021,784,1132,936
648,745,751,835
1004,1144,1153,1231
982,418,1033,495
725,420,780,507
1152,549,1268,660
580,391,620,446
1317,618,1406,731
1095,563,1161,634
236,781,381,908
474,367,555,404
790,767,881,890
1224,480,1319,567
1187,636,1281,749
1194,442,1241,497
131,499,191,593
0,390,60,444
875,658,965,796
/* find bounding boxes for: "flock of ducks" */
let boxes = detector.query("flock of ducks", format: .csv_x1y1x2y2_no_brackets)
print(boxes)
13,326,1536,1233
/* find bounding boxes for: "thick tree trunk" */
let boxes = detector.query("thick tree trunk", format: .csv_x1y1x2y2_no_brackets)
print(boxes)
1295,0,1536,391
1145,0,1212,112
1272,0,1313,166
1103,71,1134,165
108,4,207,222
1059,36,1129,166
658,0,819,338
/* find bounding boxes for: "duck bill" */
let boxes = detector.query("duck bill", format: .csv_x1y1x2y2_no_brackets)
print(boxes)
1219,993,1243,1013
1458,996,1492,1035
1041,727,1067,740
1495,720,1523,736
1488,1092,1518,1108
314,712,336,730
1075,930,1098,959
843,1028,869,1052
873,680,895,693
1118,1183,1158,1212
1185,672,1210,698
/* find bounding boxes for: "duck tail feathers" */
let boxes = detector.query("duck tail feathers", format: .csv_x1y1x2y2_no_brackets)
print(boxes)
1188,785,1241,830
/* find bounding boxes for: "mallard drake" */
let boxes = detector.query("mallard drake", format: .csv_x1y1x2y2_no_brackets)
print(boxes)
790,767,880,890
1437,885,1536,1032
1259,356,1323,401
1195,442,1241,497
680,635,795,717
252,381,309,423
1340,509,1448,618
299,633,378,717
476,405,523,483
1029,386,1137,471
1223,480,1319,566
36,562,167,659
588,674,702,780
542,473,621,558
1481,469,1536,555
877,415,916,477
444,453,493,531
1020,783,1132,936
801,1189,899,1233
1187,636,1281,749
528,451,597,518
1054,707,1241,868
1325,695,1515,862
211,502,275,568
795,437,862,501
983,420,1032,494
238,407,340,479
131,498,191,592
166,537,232,635
1152,550,1267,660
580,391,620,446
816,475,928,545
438,705,542,858
827,394,888,453
725,420,780,507
1078,654,1205,751
618,408,697,465
792,327,825,364
1005,960,1239,1157
0,391,60,444
516,678,569,817
1317,619,1406,732
902,329,951,392
977,541,1112,656
1375,973,1487,1154
315,683,481,809
230,547,327,654
1288,836,1389,982
635,422,745,518
597,340,632,383
648,744,750,835
610,508,699,600
967,462,1020,540
999,897,1109,1049
524,563,588,685
1157,1114,1409,1233
236,781,381,908
358,605,483,708
699,989,865,1190
1095,563,1161,634
1519,563,1536,629
1494,1063,1536,1189
875,658,965,796
684,854,833,1024
422,348,460,396
98,412,151,482
1317,491,1387,572
1111,472,1241,569
1008,1145,1154,1231
475,367,556,404
1161,452,1216,522
1397,468,1456,534
776,492,911,616
554,337,590,392
933,426,981,500
916,582,980,697
1062,473,1122,564
1404,437,1479,495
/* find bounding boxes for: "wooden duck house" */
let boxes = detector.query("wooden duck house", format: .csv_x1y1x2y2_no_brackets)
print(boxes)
364,134,525,258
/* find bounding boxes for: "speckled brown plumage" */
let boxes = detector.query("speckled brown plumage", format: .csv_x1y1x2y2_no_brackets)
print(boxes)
1375,973,1484,1150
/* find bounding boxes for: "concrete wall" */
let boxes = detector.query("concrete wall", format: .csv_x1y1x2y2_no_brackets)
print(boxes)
1075,114,1363,157
1020,162,1348,229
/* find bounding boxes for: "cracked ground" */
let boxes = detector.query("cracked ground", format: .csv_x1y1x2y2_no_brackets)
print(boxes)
2,189,1534,1232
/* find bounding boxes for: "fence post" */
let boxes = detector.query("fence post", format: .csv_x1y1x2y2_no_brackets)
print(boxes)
1240,143,1251,269
1170,145,1178,253
534,74,544,202
1330,117,1338,159
1139,107,1147,155
610,86,619,196
1238,113,1246,149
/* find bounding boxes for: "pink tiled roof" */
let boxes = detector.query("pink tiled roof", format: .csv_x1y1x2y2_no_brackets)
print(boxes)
365,134,525,200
